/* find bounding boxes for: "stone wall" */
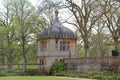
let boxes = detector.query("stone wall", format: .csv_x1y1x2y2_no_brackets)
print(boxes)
64,57,120,73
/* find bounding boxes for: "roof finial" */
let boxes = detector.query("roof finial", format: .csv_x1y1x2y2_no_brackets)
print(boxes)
55,10,58,16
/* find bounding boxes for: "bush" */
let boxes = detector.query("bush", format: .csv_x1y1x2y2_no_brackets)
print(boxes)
50,62,66,74
0,72,5,76
65,71,77,77
25,69,42,76
54,71,66,76
90,74,103,79
18,72,28,76
78,73,90,78
54,71,120,80
0,71,17,76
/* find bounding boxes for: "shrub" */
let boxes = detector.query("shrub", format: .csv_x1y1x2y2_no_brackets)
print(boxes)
0,71,17,76
110,75,120,80
90,75,102,79
65,71,77,77
50,62,66,74
0,72,5,76
54,71,66,76
18,72,28,76
54,71,120,80
25,69,42,76
78,73,90,78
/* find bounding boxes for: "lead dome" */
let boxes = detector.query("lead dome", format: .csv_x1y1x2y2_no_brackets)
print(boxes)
38,10,75,39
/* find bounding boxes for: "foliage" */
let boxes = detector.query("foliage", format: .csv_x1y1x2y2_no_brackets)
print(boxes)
90,33,111,57
0,0,120,75
50,62,66,74
101,62,119,74
65,0,107,57
37,0,62,26
53,71,66,76
0,72,5,76
0,71,17,76
25,69,42,76
54,71,120,80
0,0,46,71
0,69,42,76
102,0,120,51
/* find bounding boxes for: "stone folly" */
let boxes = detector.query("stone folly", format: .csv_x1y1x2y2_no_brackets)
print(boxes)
37,10,77,72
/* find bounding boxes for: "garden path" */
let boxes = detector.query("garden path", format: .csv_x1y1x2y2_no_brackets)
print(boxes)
51,76,97,80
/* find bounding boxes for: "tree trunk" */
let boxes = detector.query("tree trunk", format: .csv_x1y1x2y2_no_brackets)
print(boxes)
22,38,27,72
84,42,90,57
23,55,27,72
114,40,119,51
83,35,90,58
85,48,90,57
97,49,101,58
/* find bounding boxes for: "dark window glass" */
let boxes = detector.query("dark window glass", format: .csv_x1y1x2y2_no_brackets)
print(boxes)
40,41,46,51
60,41,70,51
39,59,46,65
60,41,62,51
55,40,58,49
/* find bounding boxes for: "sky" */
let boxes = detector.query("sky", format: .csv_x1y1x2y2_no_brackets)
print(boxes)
0,0,76,31
29,0,76,31
0,0,38,8
0,0,3,9
29,0,38,6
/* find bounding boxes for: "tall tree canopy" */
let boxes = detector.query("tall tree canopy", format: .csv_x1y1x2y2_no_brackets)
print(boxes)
65,0,109,57
102,0,120,51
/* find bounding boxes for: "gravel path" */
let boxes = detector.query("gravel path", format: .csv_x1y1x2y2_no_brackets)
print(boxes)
51,76,97,80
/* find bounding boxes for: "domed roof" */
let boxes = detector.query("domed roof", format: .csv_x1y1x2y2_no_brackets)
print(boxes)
41,17,74,36
38,11,76,39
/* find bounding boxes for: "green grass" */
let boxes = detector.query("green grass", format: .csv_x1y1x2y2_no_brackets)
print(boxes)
0,76,73,80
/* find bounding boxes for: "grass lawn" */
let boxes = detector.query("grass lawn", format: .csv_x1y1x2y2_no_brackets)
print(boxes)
0,76,73,80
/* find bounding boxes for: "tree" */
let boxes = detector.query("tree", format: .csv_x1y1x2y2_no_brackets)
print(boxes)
65,0,106,57
0,32,5,64
10,0,46,71
37,0,62,26
0,0,47,71
102,0,120,51
12,0,33,71
0,0,16,67
90,32,111,57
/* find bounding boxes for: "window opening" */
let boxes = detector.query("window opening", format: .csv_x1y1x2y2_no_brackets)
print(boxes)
39,58,46,66
60,41,70,51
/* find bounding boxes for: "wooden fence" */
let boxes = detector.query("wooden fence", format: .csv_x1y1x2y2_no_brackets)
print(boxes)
0,64,39,72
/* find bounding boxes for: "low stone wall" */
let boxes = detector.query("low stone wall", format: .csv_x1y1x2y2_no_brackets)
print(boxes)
64,57,120,73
